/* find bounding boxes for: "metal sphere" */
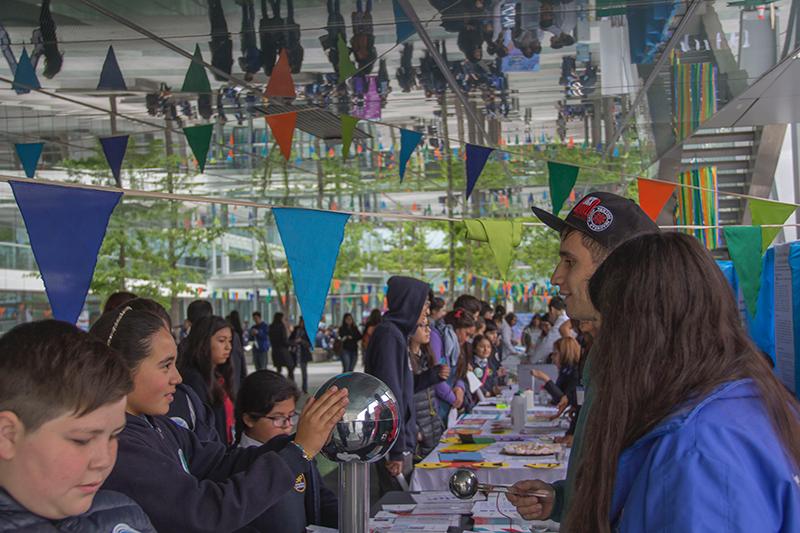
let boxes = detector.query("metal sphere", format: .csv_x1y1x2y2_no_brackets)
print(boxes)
314,372,400,463
449,469,479,499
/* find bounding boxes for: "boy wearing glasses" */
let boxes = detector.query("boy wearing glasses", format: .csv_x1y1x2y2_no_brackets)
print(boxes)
235,370,338,532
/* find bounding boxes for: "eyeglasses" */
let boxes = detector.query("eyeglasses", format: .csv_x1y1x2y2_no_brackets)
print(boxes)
259,412,299,428
417,322,431,330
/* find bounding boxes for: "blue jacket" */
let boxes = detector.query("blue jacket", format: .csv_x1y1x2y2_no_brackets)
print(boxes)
611,379,800,532
364,276,429,460
0,488,154,532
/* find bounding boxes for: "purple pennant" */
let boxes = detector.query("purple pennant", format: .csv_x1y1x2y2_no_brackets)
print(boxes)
10,181,121,324
97,46,127,91
466,144,494,199
99,135,129,185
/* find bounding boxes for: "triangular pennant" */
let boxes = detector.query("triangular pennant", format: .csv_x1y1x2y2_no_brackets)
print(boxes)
182,124,214,172
14,143,44,178
464,219,523,279
13,48,40,94
723,226,763,317
637,178,676,221
265,49,296,99
341,115,359,159
398,129,423,182
466,144,494,199
266,112,297,161
337,34,356,82
392,0,416,43
547,162,580,214
748,198,797,254
10,181,121,324
97,45,127,91
181,44,211,93
273,208,350,344
99,136,129,184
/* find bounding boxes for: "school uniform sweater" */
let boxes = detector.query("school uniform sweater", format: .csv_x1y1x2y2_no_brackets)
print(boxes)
102,413,309,533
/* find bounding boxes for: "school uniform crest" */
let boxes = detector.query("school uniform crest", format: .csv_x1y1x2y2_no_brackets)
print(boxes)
294,473,306,493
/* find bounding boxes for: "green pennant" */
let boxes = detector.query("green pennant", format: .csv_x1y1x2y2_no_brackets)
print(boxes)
182,44,211,93
337,34,356,82
748,198,796,254
341,115,359,159
547,162,579,214
463,219,523,280
723,226,763,317
183,124,214,172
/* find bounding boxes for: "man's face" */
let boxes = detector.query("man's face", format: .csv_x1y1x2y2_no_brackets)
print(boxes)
551,231,601,321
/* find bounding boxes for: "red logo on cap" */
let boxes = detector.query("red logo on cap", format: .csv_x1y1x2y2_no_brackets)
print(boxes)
571,197,602,221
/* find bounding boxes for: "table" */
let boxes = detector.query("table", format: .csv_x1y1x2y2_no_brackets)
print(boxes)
371,491,470,532
411,403,570,492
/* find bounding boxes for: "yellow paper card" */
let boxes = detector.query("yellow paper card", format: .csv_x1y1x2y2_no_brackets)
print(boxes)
416,462,451,469
525,463,561,469
440,443,491,453
474,462,508,469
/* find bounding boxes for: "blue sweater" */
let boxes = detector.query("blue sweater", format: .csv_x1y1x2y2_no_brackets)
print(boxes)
102,413,309,533
611,379,800,532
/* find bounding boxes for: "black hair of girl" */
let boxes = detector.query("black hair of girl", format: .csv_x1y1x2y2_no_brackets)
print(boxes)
453,294,481,315
430,297,446,314
271,312,284,326
178,315,234,406
125,298,172,329
234,370,300,445
89,307,169,372
341,313,355,328
227,310,244,336
443,308,476,329
365,308,382,327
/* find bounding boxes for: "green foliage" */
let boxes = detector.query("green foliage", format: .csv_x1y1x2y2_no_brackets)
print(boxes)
63,138,223,313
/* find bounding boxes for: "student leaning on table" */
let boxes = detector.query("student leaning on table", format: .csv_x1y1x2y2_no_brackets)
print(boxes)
564,233,799,531
506,192,659,524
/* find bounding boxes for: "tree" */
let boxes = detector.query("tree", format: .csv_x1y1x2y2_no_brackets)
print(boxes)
63,137,223,319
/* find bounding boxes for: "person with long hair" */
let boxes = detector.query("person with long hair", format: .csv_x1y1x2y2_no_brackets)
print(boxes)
361,308,382,352
338,313,362,373
269,312,293,380
288,316,312,393
532,336,581,417
438,309,477,422
235,370,337,530
90,306,349,532
177,316,236,444
227,310,245,347
472,334,500,397
408,318,448,461
516,232,800,532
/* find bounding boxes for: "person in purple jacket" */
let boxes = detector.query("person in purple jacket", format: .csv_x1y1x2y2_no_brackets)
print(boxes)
90,306,348,533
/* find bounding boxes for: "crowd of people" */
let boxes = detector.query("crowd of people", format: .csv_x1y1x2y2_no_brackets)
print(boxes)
1,189,800,532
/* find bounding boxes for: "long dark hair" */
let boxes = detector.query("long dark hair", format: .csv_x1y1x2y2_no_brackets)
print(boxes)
365,308,382,327
227,310,244,338
178,315,234,405
90,307,169,373
234,370,300,445
568,232,800,532
341,312,356,329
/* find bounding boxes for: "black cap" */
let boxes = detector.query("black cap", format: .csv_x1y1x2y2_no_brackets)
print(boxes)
531,191,659,250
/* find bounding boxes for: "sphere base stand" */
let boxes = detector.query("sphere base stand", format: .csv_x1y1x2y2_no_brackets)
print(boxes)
338,461,370,533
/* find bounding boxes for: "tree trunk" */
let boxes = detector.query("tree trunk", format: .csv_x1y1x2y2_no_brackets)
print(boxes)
164,118,179,324
440,95,457,302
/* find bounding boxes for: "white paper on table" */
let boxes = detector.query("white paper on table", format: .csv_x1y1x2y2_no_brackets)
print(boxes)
411,501,475,515
467,370,482,393
411,490,486,503
381,504,416,512
306,526,338,533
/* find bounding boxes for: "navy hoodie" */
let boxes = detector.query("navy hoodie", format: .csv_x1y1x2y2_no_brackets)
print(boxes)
364,276,429,461
102,413,309,533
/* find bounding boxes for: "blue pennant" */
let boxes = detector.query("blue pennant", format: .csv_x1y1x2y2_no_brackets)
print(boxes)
465,144,494,199
13,48,40,94
273,208,350,344
97,45,127,91
398,129,423,182
10,181,122,324
14,143,44,178
392,0,416,43
99,135,129,184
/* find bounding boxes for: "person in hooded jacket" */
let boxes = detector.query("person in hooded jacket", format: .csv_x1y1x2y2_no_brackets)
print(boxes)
363,276,432,494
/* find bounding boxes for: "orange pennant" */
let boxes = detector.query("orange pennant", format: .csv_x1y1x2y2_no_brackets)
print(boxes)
265,49,296,99
637,178,676,221
266,111,297,161
361,294,369,304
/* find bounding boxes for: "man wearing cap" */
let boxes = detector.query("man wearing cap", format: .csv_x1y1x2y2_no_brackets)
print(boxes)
507,191,659,524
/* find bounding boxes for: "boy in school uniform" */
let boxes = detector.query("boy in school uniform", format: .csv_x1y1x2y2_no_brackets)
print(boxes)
0,320,154,532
